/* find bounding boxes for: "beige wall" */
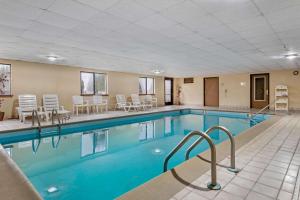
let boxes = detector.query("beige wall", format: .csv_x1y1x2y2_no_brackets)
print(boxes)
175,77,204,105
176,70,300,110
0,59,165,119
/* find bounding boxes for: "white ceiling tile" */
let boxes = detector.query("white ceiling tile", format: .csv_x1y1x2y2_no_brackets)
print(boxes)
162,1,208,27
87,12,130,31
76,0,120,10
253,0,300,15
27,21,68,36
157,24,193,38
18,0,56,9
48,0,99,21
36,11,81,29
0,24,25,36
106,0,156,22
0,10,33,29
135,13,177,32
134,0,185,12
0,0,44,20
21,30,58,43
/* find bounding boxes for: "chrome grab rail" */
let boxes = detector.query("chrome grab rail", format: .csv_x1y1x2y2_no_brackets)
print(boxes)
32,110,41,135
52,109,61,125
248,100,276,119
51,135,61,149
163,131,221,190
52,109,62,132
185,126,240,173
32,139,41,154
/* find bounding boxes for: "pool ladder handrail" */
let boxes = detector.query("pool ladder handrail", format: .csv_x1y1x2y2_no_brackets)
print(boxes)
32,109,42,137
52,109,62,132
248,100,276,120
51,109,62,148
163,130,221,190
185,126,240,173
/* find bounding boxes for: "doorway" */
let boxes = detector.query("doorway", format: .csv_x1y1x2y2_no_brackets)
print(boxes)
204,77,219,107
250,73,269,109
164,78,173,105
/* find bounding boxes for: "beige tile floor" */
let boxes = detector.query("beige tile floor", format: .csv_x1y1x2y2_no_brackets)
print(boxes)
170,114,300,200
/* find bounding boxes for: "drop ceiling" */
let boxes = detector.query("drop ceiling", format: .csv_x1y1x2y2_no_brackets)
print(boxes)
0,0,300,77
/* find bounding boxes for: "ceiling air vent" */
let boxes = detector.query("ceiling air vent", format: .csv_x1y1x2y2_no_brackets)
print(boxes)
184,78,194,84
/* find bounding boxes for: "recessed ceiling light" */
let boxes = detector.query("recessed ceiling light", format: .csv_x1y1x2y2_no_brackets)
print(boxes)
151,69,164,74
284,53,299,60
47,56,58,62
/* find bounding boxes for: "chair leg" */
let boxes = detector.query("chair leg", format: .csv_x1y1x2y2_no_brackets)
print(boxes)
76,107,79,116
87,106,89,114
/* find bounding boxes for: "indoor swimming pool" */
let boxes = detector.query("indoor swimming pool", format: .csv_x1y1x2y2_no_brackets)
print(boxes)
0,110,269,200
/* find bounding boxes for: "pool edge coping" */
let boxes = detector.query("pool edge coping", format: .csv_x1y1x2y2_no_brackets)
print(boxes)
0,145,43,200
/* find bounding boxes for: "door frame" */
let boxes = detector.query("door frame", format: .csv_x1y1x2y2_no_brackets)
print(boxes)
250,73,270,108
164,77,173,105
203,77,219,107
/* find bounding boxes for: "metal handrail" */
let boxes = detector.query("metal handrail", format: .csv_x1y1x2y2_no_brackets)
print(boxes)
52,109,62,132
51,135,61,149
32,110,41,135
248,100,276,119
52,109,61,124
185,126,240,173
32,138,41,154
163,131,221,190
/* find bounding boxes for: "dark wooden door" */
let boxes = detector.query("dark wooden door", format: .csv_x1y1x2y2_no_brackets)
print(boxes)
250,74,269,109
204,77,219,107
164,78,173,105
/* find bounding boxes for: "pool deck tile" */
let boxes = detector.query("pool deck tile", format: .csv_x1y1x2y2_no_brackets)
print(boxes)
169,114,300,200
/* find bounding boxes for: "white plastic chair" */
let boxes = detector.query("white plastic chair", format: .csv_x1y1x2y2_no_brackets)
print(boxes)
145,95,158,108
131,94,152,110
115,95,134,111
17,95,47,122
43,94,71,119
91,95,108,113
72,96,89,115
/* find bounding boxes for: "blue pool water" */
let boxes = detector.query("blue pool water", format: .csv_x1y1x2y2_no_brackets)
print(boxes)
0,110,269,200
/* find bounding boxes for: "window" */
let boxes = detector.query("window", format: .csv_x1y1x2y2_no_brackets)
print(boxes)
139,77,154,95
95,73,107,95
80,72,107,95
0,64,11,96
139,121,155,141
81,129,108,157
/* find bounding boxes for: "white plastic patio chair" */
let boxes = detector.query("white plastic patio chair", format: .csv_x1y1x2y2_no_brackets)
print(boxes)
17,95,47,122
43,94,71,120
145,95,158,108
131,94,152,110
115,95,135,111
91,95,108,113
72,96,89,115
